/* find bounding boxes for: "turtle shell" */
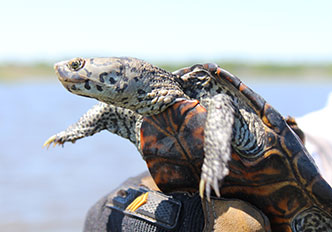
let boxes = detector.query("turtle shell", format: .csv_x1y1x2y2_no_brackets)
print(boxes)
208,64,332,231
140,65,332,231
140,99,206,193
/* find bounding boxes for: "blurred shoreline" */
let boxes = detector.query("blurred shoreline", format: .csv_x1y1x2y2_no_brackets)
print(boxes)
1,61,332,82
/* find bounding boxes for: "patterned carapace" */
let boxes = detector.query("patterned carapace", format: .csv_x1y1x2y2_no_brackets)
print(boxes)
140,99,206,193
45,57,332,231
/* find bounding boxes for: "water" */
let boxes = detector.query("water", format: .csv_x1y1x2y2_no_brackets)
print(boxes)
0,80,331,231
0,82,148,232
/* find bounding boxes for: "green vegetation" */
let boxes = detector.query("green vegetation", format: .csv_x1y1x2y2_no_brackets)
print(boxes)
0,63,54,82
158,62,332,80
1,61,332,82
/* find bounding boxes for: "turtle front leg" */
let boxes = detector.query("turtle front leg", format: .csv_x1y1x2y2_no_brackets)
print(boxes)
43,103,112,148
44,102,141,148
200,94,235,201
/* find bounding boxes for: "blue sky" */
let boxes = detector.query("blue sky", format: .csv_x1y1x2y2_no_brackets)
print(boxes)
1,0,332,63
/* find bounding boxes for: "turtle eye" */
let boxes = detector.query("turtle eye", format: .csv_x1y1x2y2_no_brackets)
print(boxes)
68,58,85,71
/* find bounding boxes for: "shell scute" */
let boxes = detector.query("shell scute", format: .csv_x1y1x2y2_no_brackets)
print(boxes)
214,66,242,88
146,159,199,192
224,151,293,187
265,130,278,149
140,99,207,193
262,104,286,133
311,179,332,210
280,127,305,158
295,152,319,185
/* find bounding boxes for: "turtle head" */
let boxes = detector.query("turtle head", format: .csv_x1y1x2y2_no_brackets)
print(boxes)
54,57,185,115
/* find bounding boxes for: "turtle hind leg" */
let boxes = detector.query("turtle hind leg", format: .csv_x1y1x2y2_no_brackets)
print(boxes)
200,94,235,201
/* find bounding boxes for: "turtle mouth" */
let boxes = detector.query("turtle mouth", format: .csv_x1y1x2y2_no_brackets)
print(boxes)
54,62,86,84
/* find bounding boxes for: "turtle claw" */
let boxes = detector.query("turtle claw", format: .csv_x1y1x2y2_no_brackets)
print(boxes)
199,175,221,202
213,177,221,198
43,135,65,148
43,135,57,149
199,179,212,202
199,179,206,199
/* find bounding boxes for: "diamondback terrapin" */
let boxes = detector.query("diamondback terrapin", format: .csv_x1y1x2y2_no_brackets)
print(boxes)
45,57,332,231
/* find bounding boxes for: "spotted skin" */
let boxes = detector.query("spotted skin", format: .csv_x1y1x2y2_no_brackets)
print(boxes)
46,57,332,231
43,102,142,147
54,57,184,115
293,207,332,231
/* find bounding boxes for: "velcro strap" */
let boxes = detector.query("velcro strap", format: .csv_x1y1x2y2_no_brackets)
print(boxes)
106,187,181,230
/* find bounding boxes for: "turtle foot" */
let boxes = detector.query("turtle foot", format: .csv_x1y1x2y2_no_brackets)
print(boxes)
199,173,221,202
43,135,68,148
43,135,58,148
